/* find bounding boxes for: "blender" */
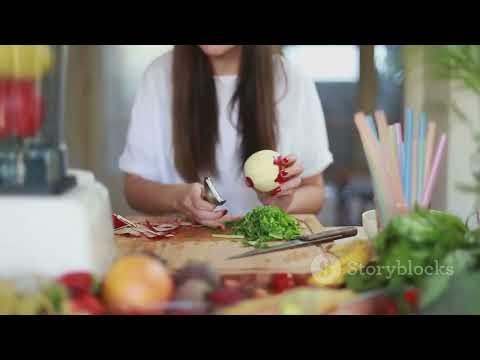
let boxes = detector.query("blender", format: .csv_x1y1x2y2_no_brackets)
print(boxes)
0,45,116,279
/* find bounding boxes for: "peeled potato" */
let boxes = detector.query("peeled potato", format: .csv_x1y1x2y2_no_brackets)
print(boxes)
244,150,281,193
217,289,357,315
0,45,53,79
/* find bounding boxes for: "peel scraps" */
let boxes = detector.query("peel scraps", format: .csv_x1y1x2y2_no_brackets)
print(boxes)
113,214,202,241
113,214,129,230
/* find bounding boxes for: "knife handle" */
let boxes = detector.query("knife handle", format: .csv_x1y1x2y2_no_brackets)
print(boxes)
300,227,358,243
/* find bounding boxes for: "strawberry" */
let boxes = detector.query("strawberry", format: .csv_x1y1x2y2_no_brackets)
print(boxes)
404,289,419,306
271,274,296,294
70,294,107,316
376,297,400,315
208,288,248,307
403,288,420,313
58,272,94,297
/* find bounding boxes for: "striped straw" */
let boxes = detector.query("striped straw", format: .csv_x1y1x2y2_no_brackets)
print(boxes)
366,115,379,141
355,113,390,225
376,111,407,214
417,113,428,204
394,123,404,181
412,114,418,206
422,134,448,208
404,109,415,207
389,125,398,167
424,122,437,191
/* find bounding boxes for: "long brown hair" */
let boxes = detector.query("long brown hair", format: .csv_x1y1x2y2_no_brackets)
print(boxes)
172,45,281,183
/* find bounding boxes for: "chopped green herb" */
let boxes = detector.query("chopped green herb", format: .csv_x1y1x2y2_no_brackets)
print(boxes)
228,206,301,249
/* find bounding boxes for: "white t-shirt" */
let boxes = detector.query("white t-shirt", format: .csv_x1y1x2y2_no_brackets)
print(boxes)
119,51,333,217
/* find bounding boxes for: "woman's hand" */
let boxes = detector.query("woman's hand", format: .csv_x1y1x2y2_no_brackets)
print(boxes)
252,155,304,212
175,183,229,230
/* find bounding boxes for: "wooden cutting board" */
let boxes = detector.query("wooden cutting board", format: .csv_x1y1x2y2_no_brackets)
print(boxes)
115,215,367,275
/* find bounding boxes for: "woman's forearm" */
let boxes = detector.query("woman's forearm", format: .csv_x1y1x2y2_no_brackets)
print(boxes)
285,173,326,214
124,175,186,216
287,183,326,214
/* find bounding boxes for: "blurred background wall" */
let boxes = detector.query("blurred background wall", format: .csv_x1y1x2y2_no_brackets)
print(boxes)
403,46,480,221
65,45,173,216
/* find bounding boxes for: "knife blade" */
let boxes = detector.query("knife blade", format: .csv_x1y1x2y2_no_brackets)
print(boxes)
227,227,358,260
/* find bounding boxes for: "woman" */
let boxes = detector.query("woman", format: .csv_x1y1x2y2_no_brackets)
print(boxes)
119,45,333,229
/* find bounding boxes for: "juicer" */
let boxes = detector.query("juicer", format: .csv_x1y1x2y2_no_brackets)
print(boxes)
0,45,116,279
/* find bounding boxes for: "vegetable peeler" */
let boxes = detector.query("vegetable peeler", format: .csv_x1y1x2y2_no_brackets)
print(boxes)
203,177,226,207
227,227,359,260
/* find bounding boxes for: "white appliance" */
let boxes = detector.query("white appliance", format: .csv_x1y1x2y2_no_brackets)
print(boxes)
0,170,117,278
0,45,117,279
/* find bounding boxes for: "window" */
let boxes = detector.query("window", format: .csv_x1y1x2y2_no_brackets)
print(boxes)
283,45,360,83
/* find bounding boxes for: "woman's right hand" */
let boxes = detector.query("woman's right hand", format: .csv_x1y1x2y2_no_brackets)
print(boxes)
175,183,229,230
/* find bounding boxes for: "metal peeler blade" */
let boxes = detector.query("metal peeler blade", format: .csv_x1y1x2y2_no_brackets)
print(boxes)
203,177,226,207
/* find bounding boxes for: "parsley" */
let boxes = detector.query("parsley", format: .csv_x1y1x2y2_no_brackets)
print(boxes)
229,206,301,249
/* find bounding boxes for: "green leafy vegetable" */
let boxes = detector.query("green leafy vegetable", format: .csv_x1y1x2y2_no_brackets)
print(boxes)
228,206,301,249
345,207,480,308
43,283,69,314
421,271,480,315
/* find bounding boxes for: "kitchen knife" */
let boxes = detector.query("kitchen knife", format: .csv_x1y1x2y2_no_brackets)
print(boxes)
227,227,358,260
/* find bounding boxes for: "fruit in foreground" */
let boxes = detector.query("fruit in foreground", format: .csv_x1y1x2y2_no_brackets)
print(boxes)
208,288,249,307
58,272,95,297
173,279,213,304
0,281,17,315
173,261,220,288
102,255,174,314
69,294,106,315
15,293,55,315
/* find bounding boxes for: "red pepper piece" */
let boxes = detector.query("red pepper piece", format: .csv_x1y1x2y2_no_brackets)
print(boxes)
245,177,254,188
377,298,400,315
58,272,94,297
404,288,420,310
292,274,311,287
208,288,248,307
112,214,128,229
271,273,296,294
71,294,107,315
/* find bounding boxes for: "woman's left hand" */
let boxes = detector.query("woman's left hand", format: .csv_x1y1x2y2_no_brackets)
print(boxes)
254,155,304,212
